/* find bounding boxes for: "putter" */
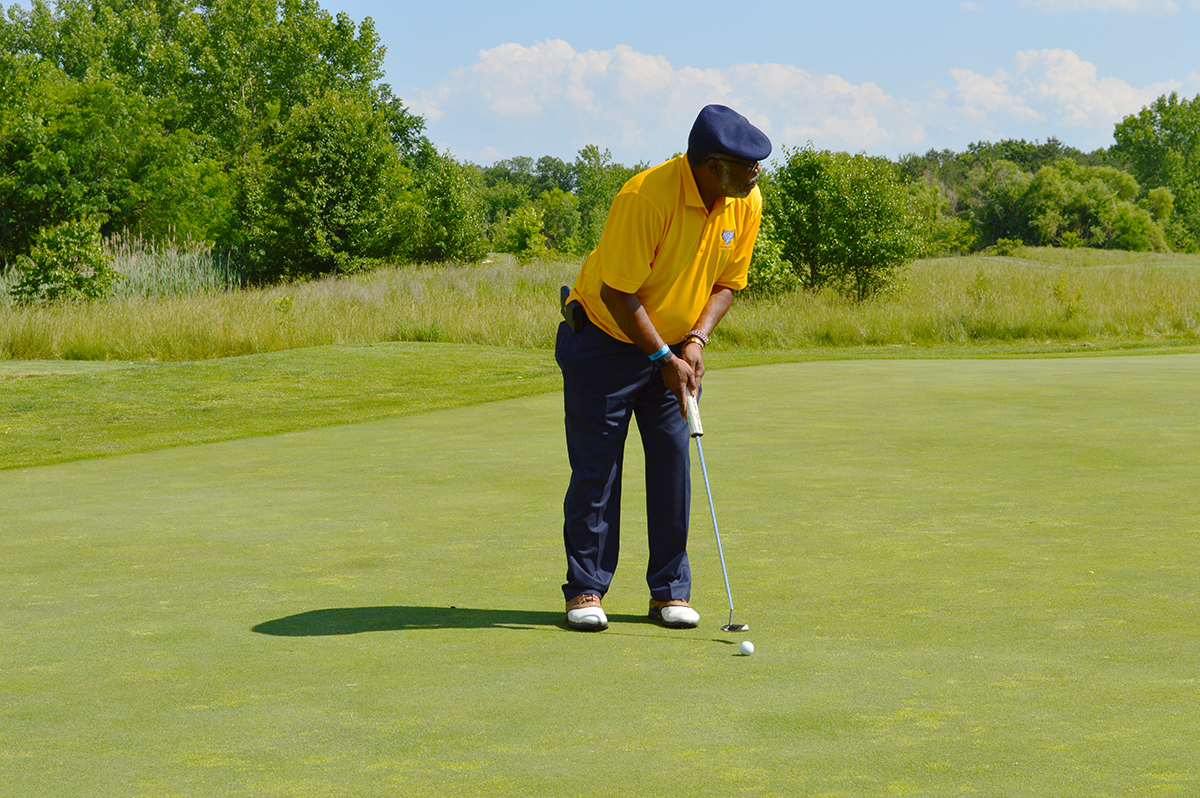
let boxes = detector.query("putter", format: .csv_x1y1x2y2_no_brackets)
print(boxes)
685,390,750,633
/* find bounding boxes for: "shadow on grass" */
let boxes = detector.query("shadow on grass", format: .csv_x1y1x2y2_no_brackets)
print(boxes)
252,605,651,636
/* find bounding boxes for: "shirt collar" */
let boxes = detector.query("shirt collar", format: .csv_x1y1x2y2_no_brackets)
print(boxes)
680,154,730,215
680,155,707,210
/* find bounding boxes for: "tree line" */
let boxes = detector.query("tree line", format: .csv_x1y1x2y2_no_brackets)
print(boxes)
3,0,1199,303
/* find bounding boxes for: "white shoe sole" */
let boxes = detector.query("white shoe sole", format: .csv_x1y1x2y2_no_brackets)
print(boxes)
652,606,700,628
567,607,608,631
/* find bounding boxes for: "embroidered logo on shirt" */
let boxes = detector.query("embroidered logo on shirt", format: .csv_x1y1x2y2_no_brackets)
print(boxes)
721,229,735,248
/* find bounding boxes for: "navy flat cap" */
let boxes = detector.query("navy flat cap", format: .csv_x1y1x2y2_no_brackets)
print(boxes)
688,105,772,162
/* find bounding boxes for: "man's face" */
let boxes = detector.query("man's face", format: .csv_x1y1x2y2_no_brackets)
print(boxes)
712,156,760,199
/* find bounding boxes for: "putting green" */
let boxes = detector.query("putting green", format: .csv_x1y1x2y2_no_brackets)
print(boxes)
3,355,1198,796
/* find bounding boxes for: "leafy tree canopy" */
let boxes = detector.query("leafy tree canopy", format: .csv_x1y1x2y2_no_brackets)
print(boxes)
768,145,923,300
1,0,438,277
1113,91,1200,250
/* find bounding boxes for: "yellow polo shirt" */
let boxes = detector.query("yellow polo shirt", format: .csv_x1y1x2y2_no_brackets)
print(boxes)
568,154,762,345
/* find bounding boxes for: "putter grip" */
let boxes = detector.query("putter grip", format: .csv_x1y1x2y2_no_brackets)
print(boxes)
685,391,703,438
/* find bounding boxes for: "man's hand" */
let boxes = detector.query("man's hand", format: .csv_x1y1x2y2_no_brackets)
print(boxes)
681,340,705,383
660,354,697,417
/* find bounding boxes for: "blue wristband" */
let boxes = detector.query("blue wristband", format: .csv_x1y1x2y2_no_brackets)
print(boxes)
648,345,671,363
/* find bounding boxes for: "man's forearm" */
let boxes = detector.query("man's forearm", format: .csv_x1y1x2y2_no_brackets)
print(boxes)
690,286,735,337
599,283,667,354
600,284,735,349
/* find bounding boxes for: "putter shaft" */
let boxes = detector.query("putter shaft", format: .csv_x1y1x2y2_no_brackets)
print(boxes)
695,436,742,630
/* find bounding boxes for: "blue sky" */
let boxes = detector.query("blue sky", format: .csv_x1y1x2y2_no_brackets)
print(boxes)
333,0,1198,166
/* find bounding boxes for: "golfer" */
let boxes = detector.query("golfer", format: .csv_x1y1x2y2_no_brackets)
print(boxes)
556,105,771,631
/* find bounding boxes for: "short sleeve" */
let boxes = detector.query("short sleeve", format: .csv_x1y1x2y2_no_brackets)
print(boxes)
595,192,664,293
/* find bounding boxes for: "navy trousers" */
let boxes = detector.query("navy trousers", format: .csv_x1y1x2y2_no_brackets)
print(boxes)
555,312,692,603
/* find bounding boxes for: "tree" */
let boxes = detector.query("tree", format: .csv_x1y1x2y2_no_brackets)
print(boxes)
907,176,976,255
0,0,430,276
743,209,798,296
897,138,1121,250
967,159,1035,247
769,145,923,300
377,85,428,161
1023,159,1167,251
482,156,537,192
0,62,230,263
253,90,417,280
173,0,385,153
536,187,581,255
492,204,549,263
1113,92,1200,250
480,178,529,228
535,155,575,195
410,144,489,263
573,145,639,254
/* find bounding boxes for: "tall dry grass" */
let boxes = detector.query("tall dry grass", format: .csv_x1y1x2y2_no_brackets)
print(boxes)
3,246,1200,361
720,255,1200,348
0,234,240,309
1,256,577,360
105,233,241,298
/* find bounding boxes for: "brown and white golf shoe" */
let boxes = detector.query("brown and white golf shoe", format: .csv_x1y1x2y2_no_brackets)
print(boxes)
566,593,608,631
648,599,700,628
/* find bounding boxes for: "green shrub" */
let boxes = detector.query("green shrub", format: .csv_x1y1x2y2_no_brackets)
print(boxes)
769,145,924,300
493,205,550,264
744,214,798,296
9,217,120,304
1108,203,1169,252
411,145,489,263
1060,230,1084,249
989,238,1024,257
253,91,417,281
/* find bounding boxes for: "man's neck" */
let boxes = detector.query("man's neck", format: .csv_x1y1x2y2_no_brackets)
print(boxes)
691,164,721,213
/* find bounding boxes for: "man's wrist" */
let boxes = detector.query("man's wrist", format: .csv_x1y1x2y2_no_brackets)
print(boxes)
648,344,674,369
683,329,709,349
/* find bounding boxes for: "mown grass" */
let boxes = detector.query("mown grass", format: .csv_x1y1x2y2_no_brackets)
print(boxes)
5,356,1200,796
3,247,1200,361
0,343,561,469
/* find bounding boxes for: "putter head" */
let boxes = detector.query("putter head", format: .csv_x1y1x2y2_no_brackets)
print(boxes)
722,623,750,632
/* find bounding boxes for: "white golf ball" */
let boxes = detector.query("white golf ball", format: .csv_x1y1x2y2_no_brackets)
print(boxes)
739,640,754,656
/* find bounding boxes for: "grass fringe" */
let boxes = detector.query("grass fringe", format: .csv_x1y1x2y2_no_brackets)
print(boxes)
3,245,1200,361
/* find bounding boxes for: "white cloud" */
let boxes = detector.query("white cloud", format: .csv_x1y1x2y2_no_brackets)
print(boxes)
413,41,1184,162
947,49,1180,132
1018,0,1178,13
949,67,1041,121
417,40,929,160
1019,49,1179,124
960,2,985,11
